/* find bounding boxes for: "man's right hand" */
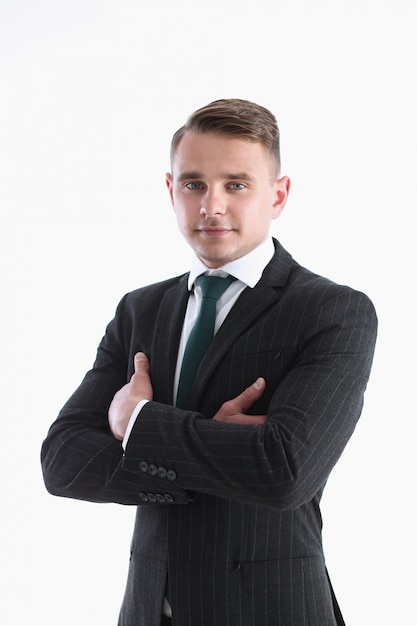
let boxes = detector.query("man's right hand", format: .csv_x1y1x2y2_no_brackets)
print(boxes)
213,378,267,426
108,352,153,441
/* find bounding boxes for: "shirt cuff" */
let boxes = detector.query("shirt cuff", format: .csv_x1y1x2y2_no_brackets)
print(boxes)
122,399,150,450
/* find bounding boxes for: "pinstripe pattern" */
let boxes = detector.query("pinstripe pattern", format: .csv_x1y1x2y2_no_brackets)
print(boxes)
41,239,377,625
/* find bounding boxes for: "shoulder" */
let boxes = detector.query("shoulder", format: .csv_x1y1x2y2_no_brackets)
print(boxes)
288,263,378,346
107,273,189,333
271,240,377,328
293,260,375,310
122,273,189,307
272,240,373,303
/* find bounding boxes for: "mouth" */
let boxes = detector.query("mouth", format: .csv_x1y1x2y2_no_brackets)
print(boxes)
198,227,233,236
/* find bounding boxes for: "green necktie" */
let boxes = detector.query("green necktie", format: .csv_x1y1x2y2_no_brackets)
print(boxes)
176,274,235,409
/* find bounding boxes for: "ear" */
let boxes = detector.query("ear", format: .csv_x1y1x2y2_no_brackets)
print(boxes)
272,175,290,220
165,172,174,207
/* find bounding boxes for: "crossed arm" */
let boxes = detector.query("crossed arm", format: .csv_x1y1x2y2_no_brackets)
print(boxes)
108,352,267,441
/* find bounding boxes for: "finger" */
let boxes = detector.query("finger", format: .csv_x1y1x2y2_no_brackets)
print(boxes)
240,413,267,425
134,352,150,373
225,413,267,426
229,377,266,413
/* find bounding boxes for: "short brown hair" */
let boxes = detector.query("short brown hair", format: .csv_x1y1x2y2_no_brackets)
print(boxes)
170,98,281,176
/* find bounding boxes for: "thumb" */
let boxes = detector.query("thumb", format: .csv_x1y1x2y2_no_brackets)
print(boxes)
232,377,266,413
134,352,150,373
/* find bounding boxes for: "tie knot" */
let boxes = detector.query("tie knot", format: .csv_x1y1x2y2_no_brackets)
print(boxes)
198,274,235,301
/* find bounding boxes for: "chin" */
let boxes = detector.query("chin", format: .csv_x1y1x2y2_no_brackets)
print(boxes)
200,251,239,269
193,239,241,267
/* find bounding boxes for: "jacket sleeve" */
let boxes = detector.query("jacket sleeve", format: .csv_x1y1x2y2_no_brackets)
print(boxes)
122,287,378,510
40,294,195,507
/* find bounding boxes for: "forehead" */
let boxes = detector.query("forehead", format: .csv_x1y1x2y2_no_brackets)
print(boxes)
171,131,271,175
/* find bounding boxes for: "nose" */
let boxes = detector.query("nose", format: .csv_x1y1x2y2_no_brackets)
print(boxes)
200,188,226,217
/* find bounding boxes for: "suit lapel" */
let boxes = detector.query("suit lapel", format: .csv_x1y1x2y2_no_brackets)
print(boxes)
189,240,293,407
150,274,189,405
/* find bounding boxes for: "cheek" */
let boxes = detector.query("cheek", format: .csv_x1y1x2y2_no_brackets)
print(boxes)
244,203,270,228
175,210,186,230
175,207,194,234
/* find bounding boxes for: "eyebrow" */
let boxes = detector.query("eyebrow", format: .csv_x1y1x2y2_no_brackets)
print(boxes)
176,171,256,182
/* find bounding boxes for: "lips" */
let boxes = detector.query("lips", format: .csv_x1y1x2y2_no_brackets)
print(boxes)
197,223,234,235
200,228,231,233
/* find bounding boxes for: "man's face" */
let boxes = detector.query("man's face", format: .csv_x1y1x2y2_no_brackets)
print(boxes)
166,131,290,268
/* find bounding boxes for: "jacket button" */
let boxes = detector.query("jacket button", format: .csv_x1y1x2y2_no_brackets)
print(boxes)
147,492,157,503
148,464,157,476
139,461,148,473
166,469,177,482
157,466,167,478
163,494,174,503
155,493,165,503
139,492,148,502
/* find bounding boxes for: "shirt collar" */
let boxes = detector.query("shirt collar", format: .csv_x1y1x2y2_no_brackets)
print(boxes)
187,237,275,290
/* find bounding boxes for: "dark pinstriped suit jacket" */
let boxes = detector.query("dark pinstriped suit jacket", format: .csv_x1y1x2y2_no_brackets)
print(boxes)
41,239,377,625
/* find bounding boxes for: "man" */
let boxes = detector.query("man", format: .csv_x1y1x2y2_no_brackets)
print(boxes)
41,99,378,625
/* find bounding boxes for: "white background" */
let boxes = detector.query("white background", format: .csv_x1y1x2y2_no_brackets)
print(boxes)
2,1,416,624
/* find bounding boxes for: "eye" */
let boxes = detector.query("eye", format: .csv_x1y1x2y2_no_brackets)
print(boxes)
185,182,204,190
228,183,246,190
